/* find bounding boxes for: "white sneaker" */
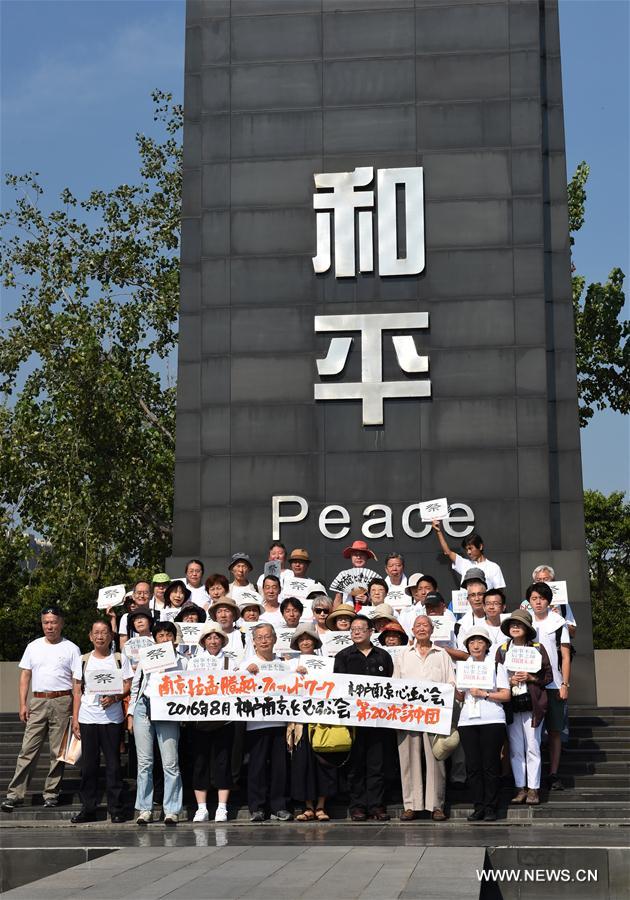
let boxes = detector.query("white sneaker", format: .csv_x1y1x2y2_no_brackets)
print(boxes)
163,813,178,826
193,808,209,822
136,810,152,825
214,806,228,822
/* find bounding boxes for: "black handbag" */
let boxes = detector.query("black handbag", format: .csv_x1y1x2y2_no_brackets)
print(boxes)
510,689,533,713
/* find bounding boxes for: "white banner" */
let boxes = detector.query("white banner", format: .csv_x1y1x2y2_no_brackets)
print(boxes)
147,670,454,734
96,584,126,610
505,644,542,674
456,659,495,690
419,497,449,521
84,667,124,695
138,640,177,674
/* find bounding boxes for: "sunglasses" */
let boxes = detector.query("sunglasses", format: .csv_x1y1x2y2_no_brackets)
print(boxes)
313,608,328,614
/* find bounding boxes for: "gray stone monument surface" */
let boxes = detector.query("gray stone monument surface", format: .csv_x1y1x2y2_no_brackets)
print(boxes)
172,0,595,700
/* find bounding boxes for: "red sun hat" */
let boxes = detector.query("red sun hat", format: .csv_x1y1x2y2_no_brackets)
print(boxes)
342,540,377,561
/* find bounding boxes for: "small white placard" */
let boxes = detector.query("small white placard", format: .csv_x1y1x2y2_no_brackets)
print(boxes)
505,644,542,674
123,636,154,662
96,584,126,610
275,627,296,653
264,560,281,580
429,616,453,642
232,587,262,606
187,654,226,673
283,577,315,600
323,632,354,657
451,589,469,615
84,667,124,695
160,608,180,622
177,622,205,645
386,588,410,609
257,660,291,674
547,581,568,606
456,659,495,690
419,497,449,522
383,645,405,660
299,654,334,674
139,640,177,673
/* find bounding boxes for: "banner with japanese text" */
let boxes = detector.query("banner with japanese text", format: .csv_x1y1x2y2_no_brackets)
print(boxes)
147,669,454,734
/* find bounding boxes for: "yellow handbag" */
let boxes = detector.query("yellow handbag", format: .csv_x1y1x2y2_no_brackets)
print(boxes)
309,723,354,754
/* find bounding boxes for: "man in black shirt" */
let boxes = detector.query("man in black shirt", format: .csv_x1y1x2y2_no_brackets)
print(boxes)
334,616,394,821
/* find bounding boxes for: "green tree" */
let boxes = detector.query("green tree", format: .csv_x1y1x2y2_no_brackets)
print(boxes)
583,489,630,650
568,162,629,426
0,91,182,656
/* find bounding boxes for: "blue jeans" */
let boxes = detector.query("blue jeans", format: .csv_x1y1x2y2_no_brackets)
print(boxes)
133,695,182,815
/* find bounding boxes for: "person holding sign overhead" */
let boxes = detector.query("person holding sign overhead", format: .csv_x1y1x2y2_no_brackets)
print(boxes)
70,620,132,823
128,620,186,826
455,626,510,822
495,609,552,806
432,522,506,590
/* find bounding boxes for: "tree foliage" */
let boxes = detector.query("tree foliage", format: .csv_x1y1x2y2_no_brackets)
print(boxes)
0,91,182,657
584,489,630,650
568,162,629,426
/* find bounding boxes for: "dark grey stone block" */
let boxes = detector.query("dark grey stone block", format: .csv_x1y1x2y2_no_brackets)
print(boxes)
176,361,201,411
545,55,564,105
510,49,540,97
230,306,314,353
514,247,544,294
184,73,201,117
430,299,514,345
552,300,577,350
323,106,415,153
178,314,202,363
513,197,543,244
231,208,313,255
201,258,229,306
231,14,321,62
550,350,581,401
230,455,318,504
201,67,229,112
187,1,229,26
232,0,320,15
553,399,581,451
425,199,510,247
509,1,541,48
200,506,231,556
431,450,518,499
201,114,229,161
181,218,201,265
231,110,322,158
324,0,413,9
172,509,202,556
230,158,321,207
545,104,566,152
322,9,414,58
174,461,202,510
424,249,513,297
518,447,550,498
430,348,516,397
183,120,201,167
182,167,202,217
175,412,201,460
230,356,313,403
324,59,415,107
516,397,548,444
186,26,202,73
201,307,229,355
201,18,230,63
415,3,508,52
201,356,230,404
180,264,201,313
416,54,509,102
201,405,230,453
430,398,517,448
231,405,317,453
514,297,545,346
511,148,542,194
202,163,229,208
511,98,540,146
201,456,230,505
519,500,551,550
324,400,422,452
423,150,510,199
325,451,421,502
418,100,510,149
556,450,585,502
202,210,230,256
231,62,322,111
556,500,587,550
231,256,322,305
515,347,547,395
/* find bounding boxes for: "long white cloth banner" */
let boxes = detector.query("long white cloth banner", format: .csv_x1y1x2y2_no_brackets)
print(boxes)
147,670,454,734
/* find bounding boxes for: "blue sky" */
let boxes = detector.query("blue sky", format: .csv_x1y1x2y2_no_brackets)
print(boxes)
1,0,628,495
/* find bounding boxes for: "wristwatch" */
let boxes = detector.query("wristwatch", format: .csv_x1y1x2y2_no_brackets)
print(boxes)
561,682,570,687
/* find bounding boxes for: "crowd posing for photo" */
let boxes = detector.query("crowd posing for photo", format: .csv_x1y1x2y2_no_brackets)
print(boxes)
1,524,576,826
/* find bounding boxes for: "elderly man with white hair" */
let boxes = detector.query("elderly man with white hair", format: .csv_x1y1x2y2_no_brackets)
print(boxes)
394,615,456,821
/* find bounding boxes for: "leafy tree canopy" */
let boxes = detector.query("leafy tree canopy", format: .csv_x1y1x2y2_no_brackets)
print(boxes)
584,489,630,650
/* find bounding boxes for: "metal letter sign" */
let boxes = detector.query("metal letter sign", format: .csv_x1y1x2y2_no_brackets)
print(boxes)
312,166,430,425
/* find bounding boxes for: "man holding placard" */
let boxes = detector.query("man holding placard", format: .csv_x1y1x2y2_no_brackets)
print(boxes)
432,521,506,590
1,606,81,812
70,621,132,823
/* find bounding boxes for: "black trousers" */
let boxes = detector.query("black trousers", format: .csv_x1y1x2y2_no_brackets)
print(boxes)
459,722,506,813
78,722,124,814
347,727,387,813
246,727,288,814
191,724,234,791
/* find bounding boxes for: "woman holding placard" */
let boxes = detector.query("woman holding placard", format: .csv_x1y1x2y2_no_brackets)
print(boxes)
495,609,553,806
455,625,510,821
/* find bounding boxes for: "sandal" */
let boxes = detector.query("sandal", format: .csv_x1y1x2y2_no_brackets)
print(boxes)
315,808,330,821
295,809,316,821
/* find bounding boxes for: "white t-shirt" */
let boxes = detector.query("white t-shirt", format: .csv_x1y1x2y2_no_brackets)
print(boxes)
452,555,506,589
385,575,408,590
20,637,81,692
185,582,210,608
521,598,576,627
456,616,509,653
260,608,284,628
77,652,133,725
533,613,570,688
458,662,509,727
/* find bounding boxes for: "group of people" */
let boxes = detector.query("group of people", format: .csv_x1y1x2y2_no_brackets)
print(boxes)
1,523,576,826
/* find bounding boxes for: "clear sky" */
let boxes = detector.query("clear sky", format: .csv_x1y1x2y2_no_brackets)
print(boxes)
1,0,628,496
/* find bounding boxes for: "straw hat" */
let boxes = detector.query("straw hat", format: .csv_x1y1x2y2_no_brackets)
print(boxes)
342,540,377,561
197,622,229,647
325,603,357,631
289,624,323,651
372,603,397,624
462,625,492,649
378,622,409,646
208,596,240,621
500,609,537,642
174,602,207,623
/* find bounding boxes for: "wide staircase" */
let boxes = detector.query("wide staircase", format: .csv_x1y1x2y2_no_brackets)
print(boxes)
0,707,628,824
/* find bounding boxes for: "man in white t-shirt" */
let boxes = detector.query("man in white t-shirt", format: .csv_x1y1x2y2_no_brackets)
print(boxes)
1,606,81,811
70,620,133,823
432,521,506,589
